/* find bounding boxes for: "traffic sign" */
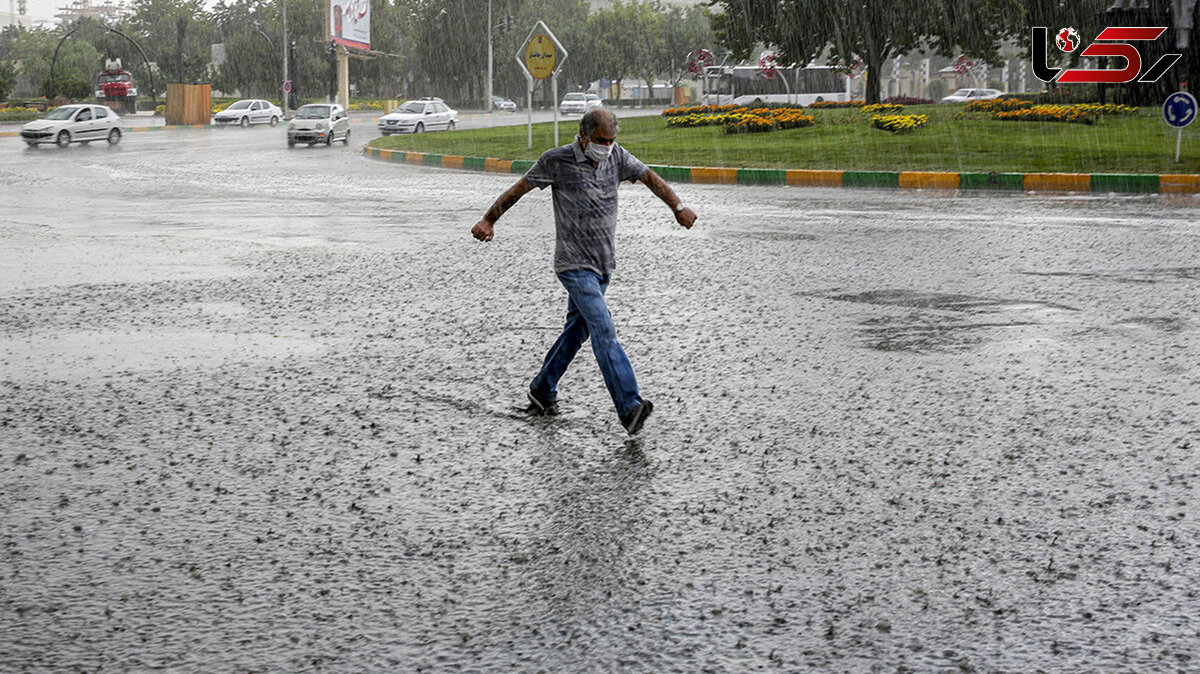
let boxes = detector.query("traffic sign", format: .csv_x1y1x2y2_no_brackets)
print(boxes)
283,80,292,94
1163,91,1196,163
523,34,557,80
1162,91,1196,128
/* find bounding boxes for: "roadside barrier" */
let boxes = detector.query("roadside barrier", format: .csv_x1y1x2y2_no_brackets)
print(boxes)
363,146,1200,195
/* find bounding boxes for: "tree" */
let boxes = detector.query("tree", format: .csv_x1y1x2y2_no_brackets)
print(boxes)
662,5,715,87
0,60,16,101
126,0,216,85
712,0,1014,103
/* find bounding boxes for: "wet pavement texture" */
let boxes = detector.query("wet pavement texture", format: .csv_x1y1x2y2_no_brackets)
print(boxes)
2,128,1199,672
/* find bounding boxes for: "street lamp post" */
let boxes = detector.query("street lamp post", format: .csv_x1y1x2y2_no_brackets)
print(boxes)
486,0,493,112
282,0,288,114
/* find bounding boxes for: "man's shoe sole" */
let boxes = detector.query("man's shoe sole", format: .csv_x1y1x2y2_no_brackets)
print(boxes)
526,391,559,416
623,400,653,436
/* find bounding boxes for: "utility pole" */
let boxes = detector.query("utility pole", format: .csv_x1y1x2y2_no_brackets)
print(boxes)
282,0,288,114
486,0,492,112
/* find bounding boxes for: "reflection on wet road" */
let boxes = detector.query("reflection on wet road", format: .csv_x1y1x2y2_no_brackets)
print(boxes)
2,127,1199,671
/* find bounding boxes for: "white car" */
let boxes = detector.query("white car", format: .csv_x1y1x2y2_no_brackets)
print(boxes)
20,104,122,148
491,95,517,112
377,99,458,135
213,99,284,127
287,104,352,147
560,92,603,115
939,88,1003,103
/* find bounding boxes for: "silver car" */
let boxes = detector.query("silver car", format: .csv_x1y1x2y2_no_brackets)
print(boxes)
213,99,284,127
559,92,603,115
377,99,459,135
287,104,352,147
20,104,123,148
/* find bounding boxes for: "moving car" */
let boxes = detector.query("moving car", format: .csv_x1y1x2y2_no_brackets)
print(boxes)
939,88,1003,103
377,99,459,135
287,104,351,146
490,95,517,112
20,104,123,148
559,92,603,115
214,99,284,127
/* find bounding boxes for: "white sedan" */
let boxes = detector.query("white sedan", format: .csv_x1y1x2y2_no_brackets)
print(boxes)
939,88,1004,103
213,99,283,127
20,104,122,148
377,99,458,135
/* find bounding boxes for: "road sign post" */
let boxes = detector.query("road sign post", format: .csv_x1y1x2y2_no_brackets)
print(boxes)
1162,91,1196,163
516,21,567,150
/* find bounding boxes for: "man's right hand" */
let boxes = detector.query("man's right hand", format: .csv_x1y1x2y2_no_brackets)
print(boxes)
472,220,494,241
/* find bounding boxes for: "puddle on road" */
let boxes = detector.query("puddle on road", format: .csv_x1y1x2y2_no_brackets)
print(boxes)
1023,267,1200,284
856,314,1040,353
806,289,1079,353
808,288,1078,314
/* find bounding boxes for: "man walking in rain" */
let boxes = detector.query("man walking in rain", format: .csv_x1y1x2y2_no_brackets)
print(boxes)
472,109,697,436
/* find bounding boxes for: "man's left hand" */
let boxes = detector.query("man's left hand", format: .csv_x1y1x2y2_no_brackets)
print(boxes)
675,207,697,229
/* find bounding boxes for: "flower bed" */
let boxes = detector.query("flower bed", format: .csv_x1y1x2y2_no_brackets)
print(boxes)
1072,103,1138,116
665,105,815,134
993,104,1097,125
871,114,928,133
861,103,905,114
964,98,1033,113
0,107,42,122
662,104,740,117
807,100,865,109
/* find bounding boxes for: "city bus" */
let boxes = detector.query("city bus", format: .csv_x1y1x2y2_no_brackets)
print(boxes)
702,64,851,106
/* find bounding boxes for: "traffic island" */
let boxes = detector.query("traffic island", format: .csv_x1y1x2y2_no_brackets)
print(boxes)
363,146,1200,195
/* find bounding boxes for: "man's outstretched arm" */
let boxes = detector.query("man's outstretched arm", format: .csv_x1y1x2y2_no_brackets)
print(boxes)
472,178,534,241
639,169,697,229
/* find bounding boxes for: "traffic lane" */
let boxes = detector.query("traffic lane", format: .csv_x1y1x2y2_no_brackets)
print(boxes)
4,130,1200,670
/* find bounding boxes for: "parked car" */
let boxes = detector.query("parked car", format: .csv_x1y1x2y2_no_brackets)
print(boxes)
939,88,1003,103
20,104,122,148
490,95,517,112
559,92,603,115
377,99,459,135
287,104,351,146
214,99,283,127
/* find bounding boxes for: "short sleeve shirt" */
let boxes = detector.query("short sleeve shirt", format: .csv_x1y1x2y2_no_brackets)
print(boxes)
523,141,648,275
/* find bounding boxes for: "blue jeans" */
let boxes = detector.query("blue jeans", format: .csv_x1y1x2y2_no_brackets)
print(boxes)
530,269,642,419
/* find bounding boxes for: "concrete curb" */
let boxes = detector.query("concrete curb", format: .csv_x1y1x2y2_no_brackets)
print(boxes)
363,145,1200,195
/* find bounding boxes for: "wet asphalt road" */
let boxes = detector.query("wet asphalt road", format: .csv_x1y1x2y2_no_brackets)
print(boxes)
2,127,1199,672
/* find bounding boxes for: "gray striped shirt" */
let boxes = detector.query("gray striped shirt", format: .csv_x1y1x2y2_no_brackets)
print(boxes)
524,140,648,275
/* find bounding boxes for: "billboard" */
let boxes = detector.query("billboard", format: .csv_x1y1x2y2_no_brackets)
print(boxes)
330,0,370,50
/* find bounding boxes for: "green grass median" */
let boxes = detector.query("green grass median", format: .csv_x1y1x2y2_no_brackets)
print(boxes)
369,104,1199,175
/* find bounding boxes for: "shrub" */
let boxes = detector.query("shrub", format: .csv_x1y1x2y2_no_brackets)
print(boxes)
871,114,928,133
883,96,934,105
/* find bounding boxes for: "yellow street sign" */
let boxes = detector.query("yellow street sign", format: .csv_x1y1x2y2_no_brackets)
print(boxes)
524,34,557,80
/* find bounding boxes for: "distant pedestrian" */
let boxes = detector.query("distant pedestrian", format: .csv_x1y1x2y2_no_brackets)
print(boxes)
472,109,697,435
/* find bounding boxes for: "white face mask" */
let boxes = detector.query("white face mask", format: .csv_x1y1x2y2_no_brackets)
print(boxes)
581,136,613,163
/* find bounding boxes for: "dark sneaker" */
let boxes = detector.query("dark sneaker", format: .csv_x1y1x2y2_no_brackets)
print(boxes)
621,400,654,436
526,390,559,416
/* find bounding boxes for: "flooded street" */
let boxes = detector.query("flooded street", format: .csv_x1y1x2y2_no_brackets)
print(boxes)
2,127,1199,671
